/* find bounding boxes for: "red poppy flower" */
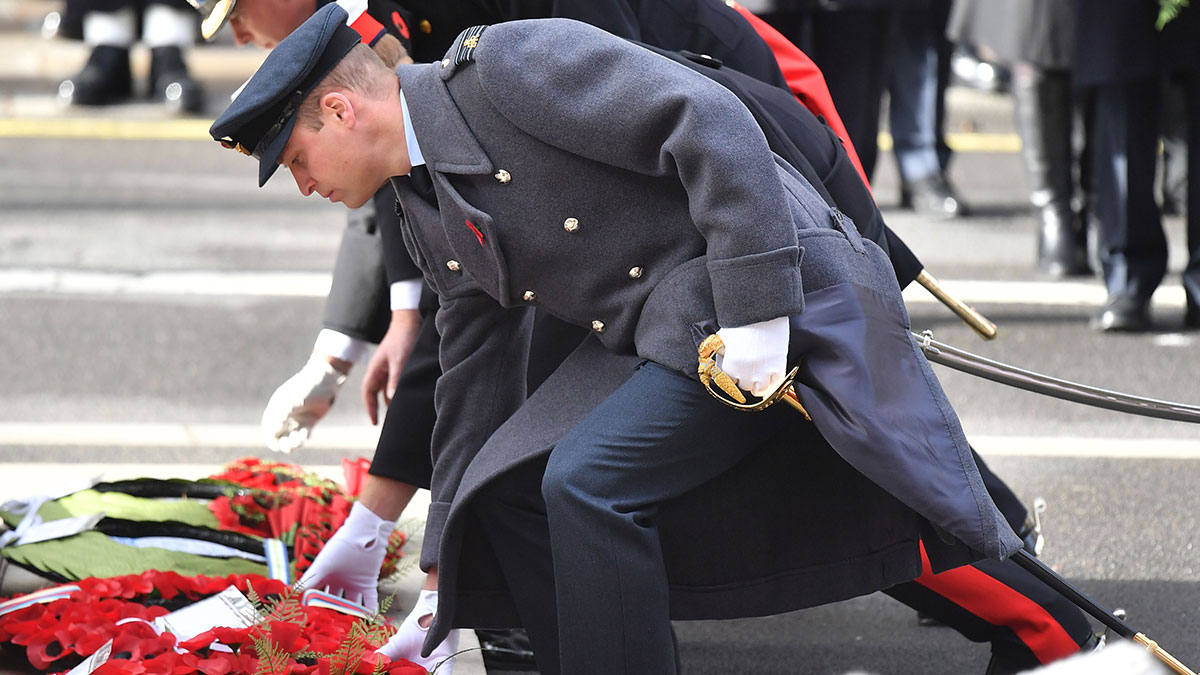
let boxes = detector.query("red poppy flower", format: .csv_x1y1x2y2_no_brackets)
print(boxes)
382,658,428,675
195,651,241,675
25,631,67,670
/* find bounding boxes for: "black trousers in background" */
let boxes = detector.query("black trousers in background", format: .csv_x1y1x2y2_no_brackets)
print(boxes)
1092,74,1200,311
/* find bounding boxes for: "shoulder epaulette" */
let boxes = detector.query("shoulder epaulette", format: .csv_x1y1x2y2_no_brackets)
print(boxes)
451,24,487,66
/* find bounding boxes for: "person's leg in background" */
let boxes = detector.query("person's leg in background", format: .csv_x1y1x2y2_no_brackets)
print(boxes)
1090,77,1168,332
143,0,206,113
59,0,204,112
1011,63,1091,276
890,0,968,219
1181,70,1200,328
59,0,135,105
761,8,896,181
1159,73,1189,218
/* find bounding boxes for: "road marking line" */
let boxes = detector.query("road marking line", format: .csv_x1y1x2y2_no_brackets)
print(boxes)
902,279,1186,308
0,423,378,449
0,269,331,297
0,117,212,140
0,118,1026,152
0,423,1195,457
0,269,1185,309
878,131,1022,154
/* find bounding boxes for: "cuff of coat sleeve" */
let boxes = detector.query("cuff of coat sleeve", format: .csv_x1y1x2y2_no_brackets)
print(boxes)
313,329,369,364
707,246,805,327
390,279,424,311
419,500,451,571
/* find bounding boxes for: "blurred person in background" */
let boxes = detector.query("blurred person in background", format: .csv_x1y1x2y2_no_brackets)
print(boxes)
55,0,205,113
1073,0,1200,332
748,0,901,181
889,0,968,219
948,0,1092,278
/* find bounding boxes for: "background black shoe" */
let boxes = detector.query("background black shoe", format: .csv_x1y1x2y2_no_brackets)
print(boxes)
900,172,969,220
1090,296,1151,332
150,46,206,114
1035,208,1091,278
58,45,132,106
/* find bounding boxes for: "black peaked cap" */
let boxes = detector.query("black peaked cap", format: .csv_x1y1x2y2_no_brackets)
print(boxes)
209,3,361,187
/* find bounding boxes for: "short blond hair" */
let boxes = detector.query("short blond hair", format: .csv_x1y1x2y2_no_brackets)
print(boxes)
371,34,411,69
297,42,395,130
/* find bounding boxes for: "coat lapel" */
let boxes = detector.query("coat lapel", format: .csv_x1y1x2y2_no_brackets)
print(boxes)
396,63,512,303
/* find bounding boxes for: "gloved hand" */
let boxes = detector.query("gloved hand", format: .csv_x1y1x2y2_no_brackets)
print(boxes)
715,316,791,397
298,501,392,609
261,355,348,453
377,589,461,674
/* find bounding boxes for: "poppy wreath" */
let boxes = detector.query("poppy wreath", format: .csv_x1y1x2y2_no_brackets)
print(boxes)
0,571,427,675
205,459,406,578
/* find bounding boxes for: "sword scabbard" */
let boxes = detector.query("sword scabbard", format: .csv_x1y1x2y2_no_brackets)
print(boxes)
916,269,998,340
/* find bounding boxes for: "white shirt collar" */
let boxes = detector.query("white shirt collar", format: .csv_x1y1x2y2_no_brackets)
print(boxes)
399,90,425,168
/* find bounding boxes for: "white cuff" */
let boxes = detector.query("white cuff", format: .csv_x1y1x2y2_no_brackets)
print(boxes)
83,8,136,46
314,329,369,364
141,5,197,48
390,279,424,311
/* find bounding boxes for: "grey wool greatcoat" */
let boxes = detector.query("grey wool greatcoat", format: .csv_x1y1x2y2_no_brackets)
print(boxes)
389,18,1021,649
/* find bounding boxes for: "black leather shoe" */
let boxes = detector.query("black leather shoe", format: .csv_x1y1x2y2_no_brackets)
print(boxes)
1035,206,1091,278
900,172,969,220
475,628,537,671
57,45,132,106
149,46,205,114
1090,296,1151,332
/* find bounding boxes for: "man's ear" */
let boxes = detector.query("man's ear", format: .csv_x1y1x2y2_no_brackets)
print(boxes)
319,91,357,128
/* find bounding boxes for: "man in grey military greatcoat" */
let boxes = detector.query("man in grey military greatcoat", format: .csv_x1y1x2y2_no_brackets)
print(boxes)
210,8,1023,674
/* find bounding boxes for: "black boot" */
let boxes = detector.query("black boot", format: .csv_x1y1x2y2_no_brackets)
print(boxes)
57,44,132,106
149,45,205,114
1012,65,1091,278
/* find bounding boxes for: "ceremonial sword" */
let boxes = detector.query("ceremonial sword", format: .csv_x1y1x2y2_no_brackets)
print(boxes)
696,334,1199,675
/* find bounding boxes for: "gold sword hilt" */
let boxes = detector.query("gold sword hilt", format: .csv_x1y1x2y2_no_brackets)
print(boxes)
697,334,810,419
1133,633,1198,675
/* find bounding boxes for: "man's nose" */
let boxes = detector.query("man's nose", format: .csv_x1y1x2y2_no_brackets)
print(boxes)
291,168,315,196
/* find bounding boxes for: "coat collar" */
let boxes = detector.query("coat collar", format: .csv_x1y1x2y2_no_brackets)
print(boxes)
395,62,494,176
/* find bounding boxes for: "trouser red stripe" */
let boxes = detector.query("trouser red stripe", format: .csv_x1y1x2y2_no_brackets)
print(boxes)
915,544,1079,665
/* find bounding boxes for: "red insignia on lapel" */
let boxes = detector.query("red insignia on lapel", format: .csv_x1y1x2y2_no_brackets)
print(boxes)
465,219,485,246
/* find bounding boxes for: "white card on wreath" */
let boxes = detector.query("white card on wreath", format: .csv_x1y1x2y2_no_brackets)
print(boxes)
63,638,112,675
154,586,260,642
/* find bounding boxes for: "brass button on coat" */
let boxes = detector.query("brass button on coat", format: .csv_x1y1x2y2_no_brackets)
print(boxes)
494,169,511,184
628,266,644,279
446,260,461,271
419,19,432,34
591,320,606,333
563,217,579,232
522,290,536,302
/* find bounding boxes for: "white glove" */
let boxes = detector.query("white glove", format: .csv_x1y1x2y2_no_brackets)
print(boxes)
261,355,347,453
377,589,461,675
715,316,791,397
298,502,392,609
